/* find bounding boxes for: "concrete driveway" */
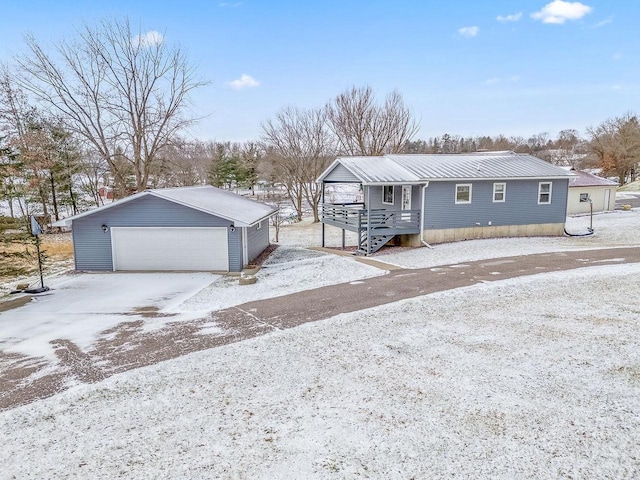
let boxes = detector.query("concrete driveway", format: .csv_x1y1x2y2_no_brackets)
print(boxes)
0,272,218,359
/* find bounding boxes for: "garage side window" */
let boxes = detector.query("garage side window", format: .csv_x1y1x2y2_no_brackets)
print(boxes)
455,184,472,204
493,183,506,202
538,182,552,204
382,185,394,205
579,193,590,202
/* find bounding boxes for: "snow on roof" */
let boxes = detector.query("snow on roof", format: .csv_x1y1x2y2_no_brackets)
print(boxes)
151,186,278,226
319,152,575,184
53,186,278,228
568,170,619,188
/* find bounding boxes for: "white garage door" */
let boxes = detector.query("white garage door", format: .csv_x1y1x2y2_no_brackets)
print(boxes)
111,227,229,271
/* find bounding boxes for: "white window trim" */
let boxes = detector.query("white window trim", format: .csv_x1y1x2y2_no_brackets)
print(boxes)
382,185,395,205
455,184,472,204
256,220,262,230
493,182,506,203
538,182,552,204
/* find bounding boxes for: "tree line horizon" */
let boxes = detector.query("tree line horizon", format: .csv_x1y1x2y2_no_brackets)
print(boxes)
1,17,638,226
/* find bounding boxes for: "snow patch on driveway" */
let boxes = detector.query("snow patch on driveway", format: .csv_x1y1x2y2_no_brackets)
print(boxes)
0,247,384,360
0,273,216,359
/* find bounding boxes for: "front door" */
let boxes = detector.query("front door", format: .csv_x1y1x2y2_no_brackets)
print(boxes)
604,189,611,210
401,185,412,220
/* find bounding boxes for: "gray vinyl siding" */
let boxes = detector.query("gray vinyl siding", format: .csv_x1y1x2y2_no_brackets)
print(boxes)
246,221,270,263
423,179,569,229
323,164,360,183
73,195,240,271
364,185,421,209
227,227,243,272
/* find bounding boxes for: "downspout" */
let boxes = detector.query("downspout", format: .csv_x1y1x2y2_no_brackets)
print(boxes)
420,182,433,248
366,185,371,255
321,182,325,248
242,227,248,266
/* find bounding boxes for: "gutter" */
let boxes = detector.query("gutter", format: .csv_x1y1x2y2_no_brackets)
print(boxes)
247,209,279,228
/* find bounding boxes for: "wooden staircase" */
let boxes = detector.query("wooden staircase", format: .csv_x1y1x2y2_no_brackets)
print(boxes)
357,231,395,255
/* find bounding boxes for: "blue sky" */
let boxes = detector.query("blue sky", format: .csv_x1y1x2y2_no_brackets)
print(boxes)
0,0,638,142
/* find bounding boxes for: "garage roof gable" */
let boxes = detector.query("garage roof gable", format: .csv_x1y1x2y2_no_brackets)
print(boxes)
53,186,278,228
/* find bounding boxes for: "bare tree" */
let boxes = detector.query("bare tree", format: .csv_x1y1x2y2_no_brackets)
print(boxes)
587,113,640,185
326,85,419,156
15,18,205,194
262,106,334,222
266,202,286,242
153,139,211,188
76,149,109,207
550,129,583,166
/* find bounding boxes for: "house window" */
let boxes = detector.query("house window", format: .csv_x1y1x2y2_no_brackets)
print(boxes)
493,183,506,202
382,185,394,205
256,220,262,230
455,184,472,204
538,182,552,204
579,193,590,203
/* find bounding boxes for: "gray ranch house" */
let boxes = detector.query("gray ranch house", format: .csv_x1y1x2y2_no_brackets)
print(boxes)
317,152,575,255
54,186,277,272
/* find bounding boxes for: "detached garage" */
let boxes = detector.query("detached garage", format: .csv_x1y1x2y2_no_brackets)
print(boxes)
566,169,618,215
54,186,278,272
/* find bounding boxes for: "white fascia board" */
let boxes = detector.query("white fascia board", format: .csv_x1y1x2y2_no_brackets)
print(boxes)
247,210,279,227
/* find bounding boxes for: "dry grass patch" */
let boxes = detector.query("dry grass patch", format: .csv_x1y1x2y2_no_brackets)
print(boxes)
0,233,73,284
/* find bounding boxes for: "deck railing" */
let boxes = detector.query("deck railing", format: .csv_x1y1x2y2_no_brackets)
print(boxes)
321,203,421,233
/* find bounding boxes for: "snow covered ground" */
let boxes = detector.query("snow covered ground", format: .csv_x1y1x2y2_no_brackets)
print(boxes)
2,263,639,478
1,208,640,477
0,273,217,359
0,247,383,360
378,210,640,268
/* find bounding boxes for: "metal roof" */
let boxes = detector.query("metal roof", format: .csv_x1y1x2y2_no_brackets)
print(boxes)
53,186,278,228
568,170,619,188
334,156,421,184
319,152,575,184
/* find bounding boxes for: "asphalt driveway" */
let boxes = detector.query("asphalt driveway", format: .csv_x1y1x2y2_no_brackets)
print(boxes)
2,246,640,411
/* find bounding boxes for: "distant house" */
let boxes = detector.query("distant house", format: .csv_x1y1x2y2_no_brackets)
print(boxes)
565,168,618,215
98,186,114,200
53,186,277,272
317,152,575,254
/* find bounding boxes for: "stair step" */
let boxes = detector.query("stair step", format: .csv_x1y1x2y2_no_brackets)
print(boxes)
363,234,395,255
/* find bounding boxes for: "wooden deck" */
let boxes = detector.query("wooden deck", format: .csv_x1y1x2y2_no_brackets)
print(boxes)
321,203,421,254
322,203,421,233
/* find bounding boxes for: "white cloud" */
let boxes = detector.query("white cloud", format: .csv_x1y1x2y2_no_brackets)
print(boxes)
132,30,164,47
531,1,592,24
592,16,613,28
228,74,260,90
458,26,479,37
497,12,523,22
